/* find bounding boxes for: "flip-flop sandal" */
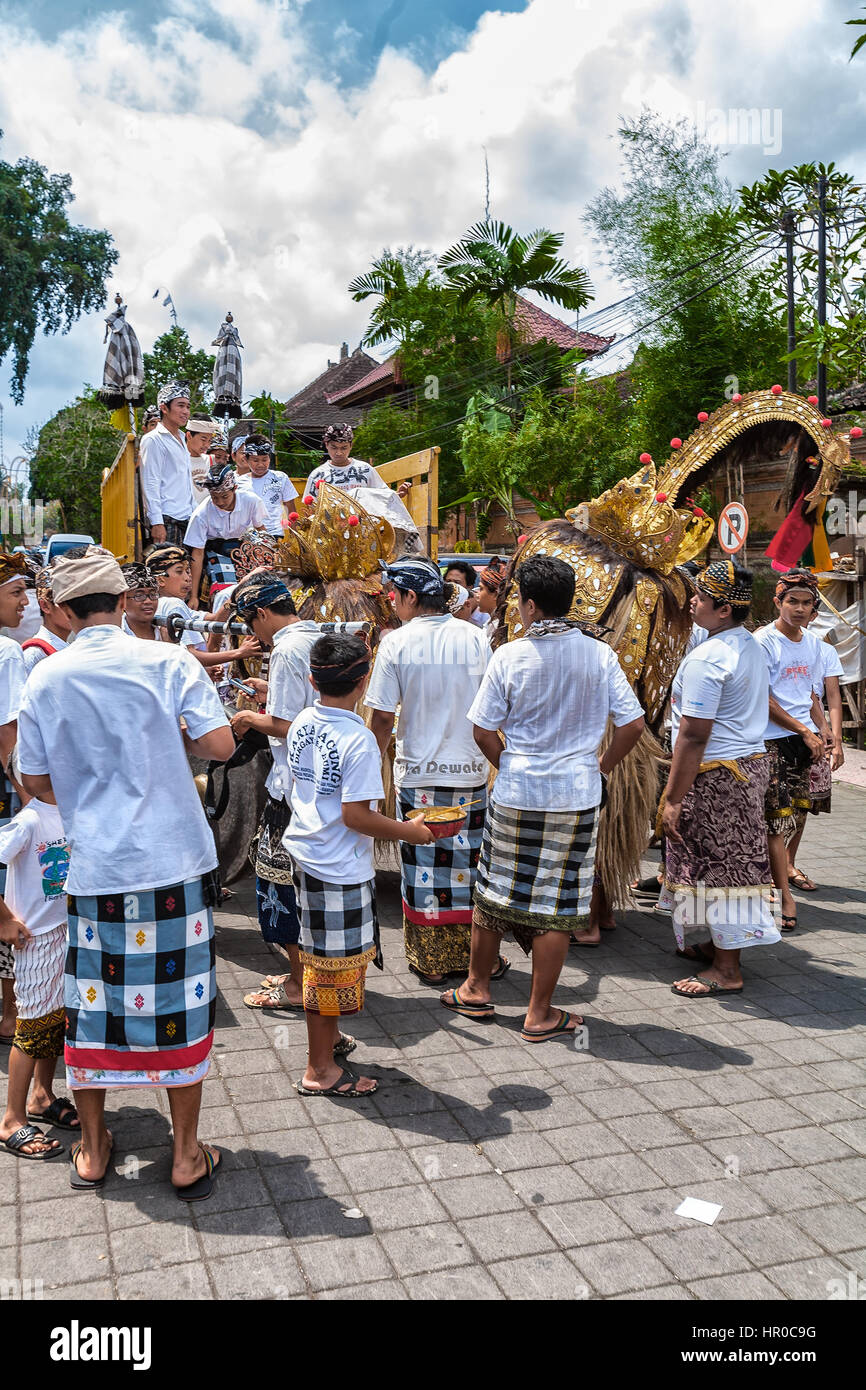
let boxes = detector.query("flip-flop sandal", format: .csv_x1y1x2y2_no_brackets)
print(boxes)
244,983,304,1012
789,871,818,892
570,933,600,948
334,1033,356,1058
490,955,512,981
258,973,289,990
670,976,743,998
2,1124,64,1160
69,1136,114,1189
780,915,797,933
632,875,663,894
521,1009,582,1043
27,1097,80,1130
175,1145,221,1202
675,943,715,963
439,987,494,1020
409,965,449,986
295,1066,378,1099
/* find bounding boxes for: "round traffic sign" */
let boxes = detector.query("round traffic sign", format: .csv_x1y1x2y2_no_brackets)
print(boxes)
718,501,749,554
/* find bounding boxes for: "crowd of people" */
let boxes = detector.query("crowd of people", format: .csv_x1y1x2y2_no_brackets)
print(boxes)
0,375,845,1202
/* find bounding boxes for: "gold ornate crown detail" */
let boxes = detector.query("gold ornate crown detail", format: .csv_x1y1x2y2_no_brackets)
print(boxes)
278,480,395,581
566,463,709,576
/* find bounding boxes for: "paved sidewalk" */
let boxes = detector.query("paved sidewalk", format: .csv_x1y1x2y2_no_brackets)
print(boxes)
2,786,865,1301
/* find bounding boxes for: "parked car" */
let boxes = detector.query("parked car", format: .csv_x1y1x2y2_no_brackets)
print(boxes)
42,533,95,565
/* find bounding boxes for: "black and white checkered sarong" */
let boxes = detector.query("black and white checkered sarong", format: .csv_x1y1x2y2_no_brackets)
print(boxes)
474,798,598,929
291,867,382,970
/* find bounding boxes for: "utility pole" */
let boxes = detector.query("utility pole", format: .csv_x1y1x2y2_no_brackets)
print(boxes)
817,173,828,413
781,209,797,393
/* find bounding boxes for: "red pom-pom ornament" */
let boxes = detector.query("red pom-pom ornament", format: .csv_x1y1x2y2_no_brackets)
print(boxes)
303,494,314,505
807,395,819,405
732,393,742,403
850,426,863,439
655,491,668,502
670,438,682,450
387,591,396,602
771,384,783,395
315,479,322,489
517,534,527,544
347,515,359,526
639,451,652,464
697,411,708,422
692,507,706,518
288,510,299,524
821,418,832,429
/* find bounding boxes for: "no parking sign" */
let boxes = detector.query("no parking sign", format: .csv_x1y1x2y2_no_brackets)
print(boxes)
718,501,749,554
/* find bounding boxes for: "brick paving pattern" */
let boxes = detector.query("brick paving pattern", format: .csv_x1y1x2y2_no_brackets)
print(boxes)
2,783,864,1300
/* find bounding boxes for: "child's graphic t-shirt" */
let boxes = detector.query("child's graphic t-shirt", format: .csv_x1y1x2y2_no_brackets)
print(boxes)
0,799,70,935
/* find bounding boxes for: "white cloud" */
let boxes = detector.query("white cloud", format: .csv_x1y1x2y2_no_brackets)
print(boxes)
1,0,864,466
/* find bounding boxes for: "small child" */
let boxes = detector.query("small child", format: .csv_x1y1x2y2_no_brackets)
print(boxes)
0,750,75,1160
236,435,298,537
284,634,433,1097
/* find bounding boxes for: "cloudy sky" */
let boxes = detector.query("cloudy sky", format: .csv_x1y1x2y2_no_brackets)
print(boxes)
1,0,863,473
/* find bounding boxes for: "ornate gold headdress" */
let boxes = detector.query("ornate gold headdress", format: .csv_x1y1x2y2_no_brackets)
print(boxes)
279,480,395,581
566,462,712,576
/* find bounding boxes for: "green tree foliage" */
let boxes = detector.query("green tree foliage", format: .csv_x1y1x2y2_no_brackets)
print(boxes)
738,163,866,390
848,6,866,58
0,131,117,403
246,391,319,479
585,110,786,455
27,397,124,536
143,326,215,415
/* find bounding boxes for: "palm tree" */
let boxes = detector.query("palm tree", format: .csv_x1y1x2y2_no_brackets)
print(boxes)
438,221,593,387
348,248,436,348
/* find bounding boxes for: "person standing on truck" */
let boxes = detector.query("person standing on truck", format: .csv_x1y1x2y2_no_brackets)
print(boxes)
139,382,196,547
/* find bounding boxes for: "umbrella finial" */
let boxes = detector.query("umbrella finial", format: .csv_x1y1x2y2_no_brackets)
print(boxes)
226,311,233,322
114,292,123,307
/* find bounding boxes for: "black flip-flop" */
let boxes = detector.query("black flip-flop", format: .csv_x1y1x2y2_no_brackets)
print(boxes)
670,976,743,999
175,1145,221,1202
295,1066,379,1098
490,955,512,981
69,1136,114,1189
27,1097,80,1130
2,1124,64,1161
780,915,797,933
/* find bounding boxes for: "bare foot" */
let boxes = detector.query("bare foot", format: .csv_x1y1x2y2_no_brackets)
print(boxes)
0,1119,61,1155
671,968,743,996
71,1128,114,1181
300,1065,377,1094
172,1142,221,1188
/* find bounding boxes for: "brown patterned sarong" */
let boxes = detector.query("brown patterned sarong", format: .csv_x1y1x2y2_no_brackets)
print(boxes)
13,1008,65,1059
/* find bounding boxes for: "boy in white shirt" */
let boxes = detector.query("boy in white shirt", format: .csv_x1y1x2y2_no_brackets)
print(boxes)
304,422,412,502
285,634,432,1099
146,543,258,674
183,463,269,607
0,752,75,1160
22,567,71,674
236,435,298,536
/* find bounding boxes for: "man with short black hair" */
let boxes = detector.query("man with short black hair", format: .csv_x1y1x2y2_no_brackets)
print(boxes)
184,464,268,607
17,549,235,1197
236,435,298,537
139,382,196,545
444,555,645,1042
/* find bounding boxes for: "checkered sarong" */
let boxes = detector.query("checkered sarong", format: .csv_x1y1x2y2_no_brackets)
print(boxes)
204,540,238,588
398,784,486,926
474,798,598,929
64,873,217,1088
292,867,381,970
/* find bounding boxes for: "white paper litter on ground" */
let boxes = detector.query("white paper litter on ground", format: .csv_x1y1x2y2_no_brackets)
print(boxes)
676,1197,722,1225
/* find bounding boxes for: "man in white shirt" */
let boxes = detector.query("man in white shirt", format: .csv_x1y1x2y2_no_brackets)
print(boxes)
303,422,412,502
366,559,494,985
138,381,196,546
21,566,71,674
17,549,234,1198
184,464,269,607
445,556,645,1043
227,571,321,1010
236,435,298,536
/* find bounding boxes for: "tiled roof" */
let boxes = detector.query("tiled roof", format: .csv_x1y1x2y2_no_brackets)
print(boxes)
282,347,381,430
327,358,397,406
513,296,614,355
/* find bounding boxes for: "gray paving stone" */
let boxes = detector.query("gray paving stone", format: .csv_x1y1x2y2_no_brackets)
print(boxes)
432,1173,522,1219
544,1122,630,1161
208,1247,306,1299
770,1126,858,1163
787,1092,866,1124
569,1237,675,1295
578,1085,657,1119
489,1250,590,1299
764,1255,853,1299
703,1135,797,1174
19,1192,105,1243
109,1220,199,1274
729,1098,811,1132
458,1210,556,1263
637,1079,718,1110
643,1143,724,1186
607,1189,695,1236
536,1198,632,1247
671,1106,753,1140
43,1279,115,1300
476,1131,561,1171
335,1148,420,1193
195,1204,287,1259
810,1157,866,1201
21,1234,113,1287
645,1226,751,1280
791,1203,866,1253
408,1144,492,1181
278,1196,362,1241
355,1183,450,1231
116,1261,212,1299
572,1150,665,1197
380,1222,474,1277
506,1163,596,1207
403,1267,502,1299
827,1119,866,1154
296,1234,393,1292
688,1270,785,1300
611,1284,694,1299
606,1111,692,1150
722,1213,823,1264
744,1167,841,1211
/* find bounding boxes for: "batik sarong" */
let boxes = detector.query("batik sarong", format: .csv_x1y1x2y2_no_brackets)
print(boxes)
665,754,779,952
808,752,832,817
253,794,300,946
474,798,599,952
764,733,813,839
12,921,66,1057
398,784,486,977
292,867,381,1017
64,872,218,1089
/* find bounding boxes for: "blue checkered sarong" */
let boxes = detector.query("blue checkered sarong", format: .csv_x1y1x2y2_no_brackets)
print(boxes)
64,874,217,1087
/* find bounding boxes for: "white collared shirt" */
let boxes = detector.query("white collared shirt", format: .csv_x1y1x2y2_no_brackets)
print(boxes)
468,629,644,811
22,626,68,676
183,490,269,548
139,423,196,526
17,624,229,895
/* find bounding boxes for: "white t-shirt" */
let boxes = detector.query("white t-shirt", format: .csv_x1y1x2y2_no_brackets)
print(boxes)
283,703,384,885
0,799,70,936
686,623,709,654
754,624,824,741
156,596,206,651
17,624,229,895
303,458,388,497
670,627,769,761
0,635,26,725
237,470,298,534
121,614,162,640
365,614,490,790
814,638,844,698
467,628,644,811
22,626,68,675
183,491,269,549
264,621,320,802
